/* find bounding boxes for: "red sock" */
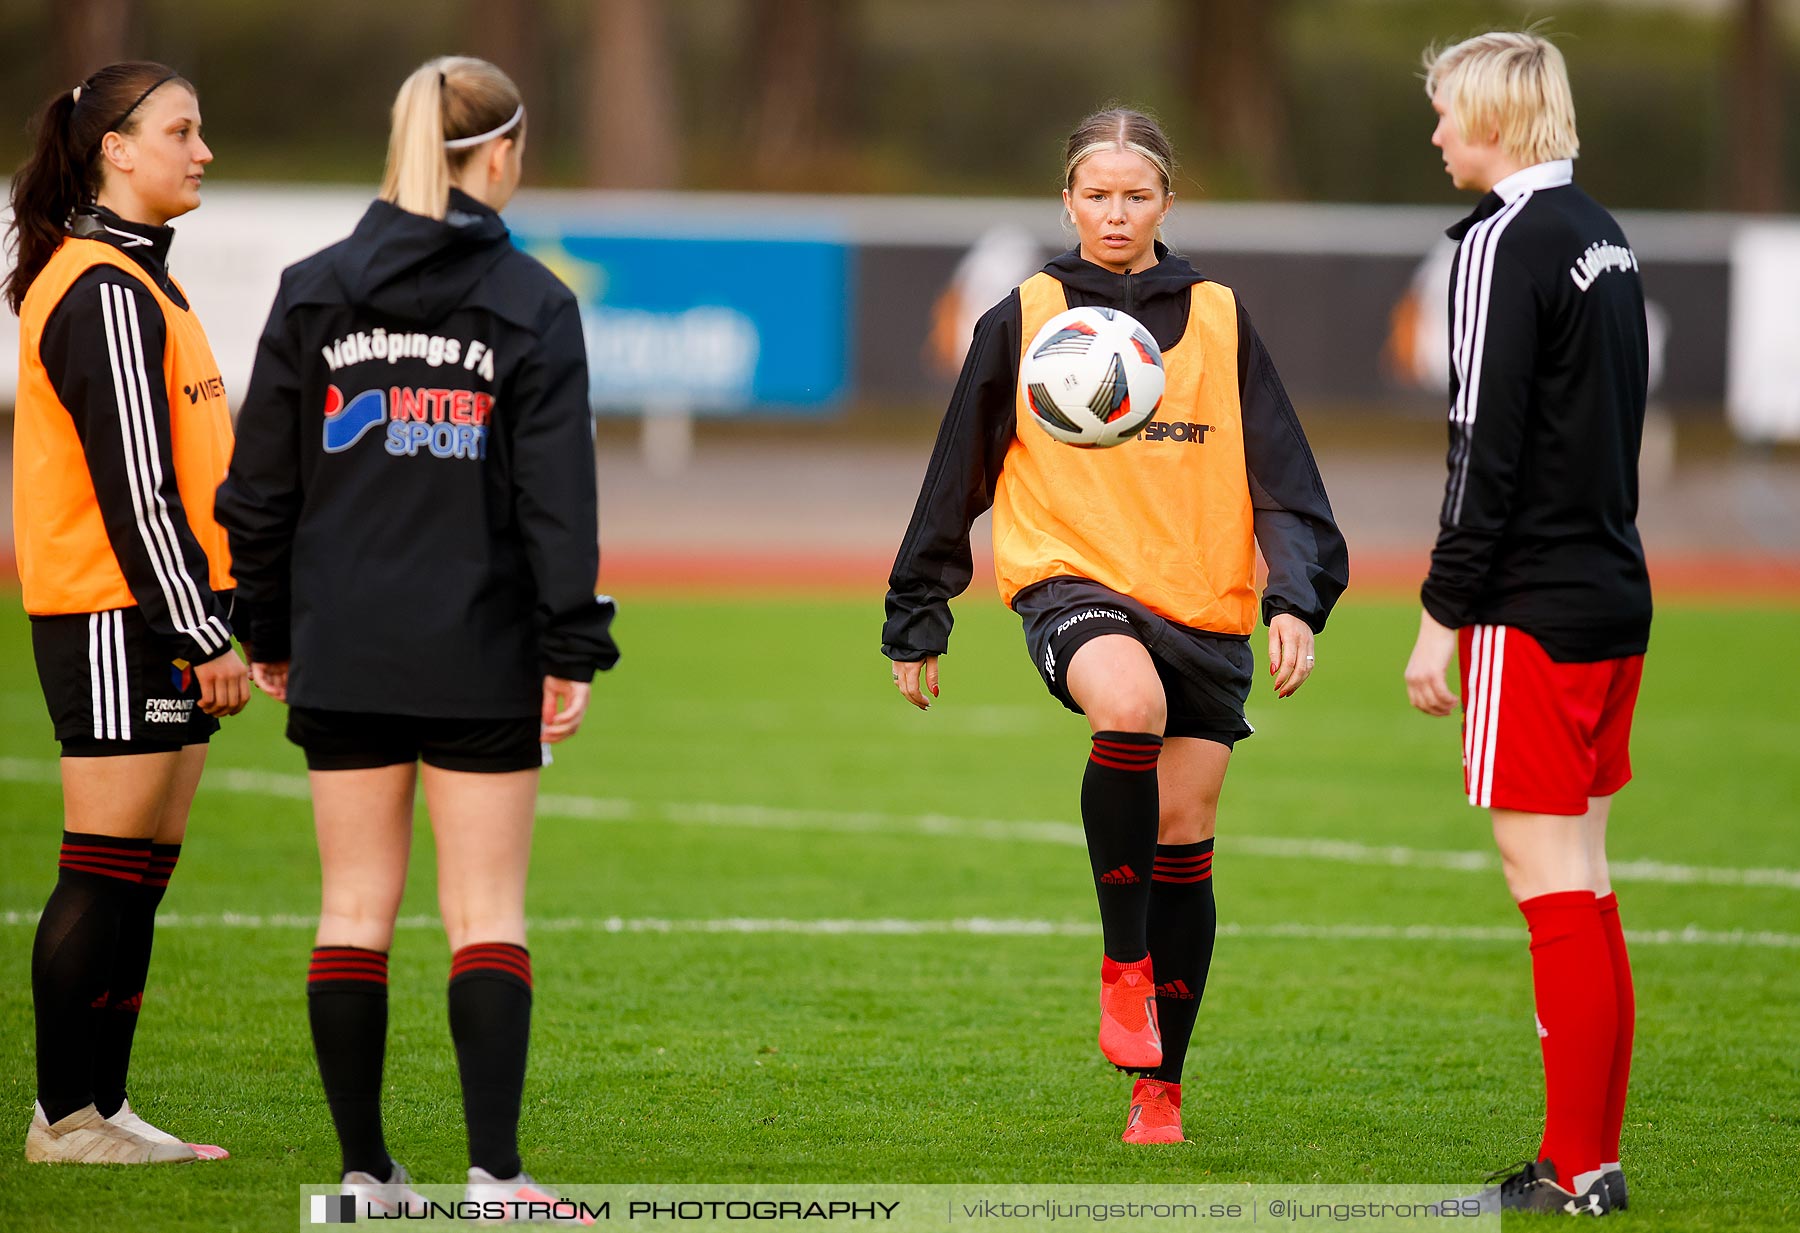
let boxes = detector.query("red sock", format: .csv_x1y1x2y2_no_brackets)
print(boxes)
1101,954,1153,984
1596,892,1634,1163
1519,890,1616,1191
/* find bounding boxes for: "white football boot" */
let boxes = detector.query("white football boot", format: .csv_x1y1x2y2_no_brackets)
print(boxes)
342,1159,430,1218
24,1102,196,1164
106,1099,230,1160
466,1166,596,1225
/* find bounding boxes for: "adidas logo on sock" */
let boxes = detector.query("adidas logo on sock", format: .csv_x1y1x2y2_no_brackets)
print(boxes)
1156,980,1195,1000
1100,865,1140,884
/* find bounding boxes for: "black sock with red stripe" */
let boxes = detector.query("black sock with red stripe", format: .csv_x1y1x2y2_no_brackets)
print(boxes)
1081,732,1163,962
91,842,180,1118
1148,839,1216,1084
307,946,392,1178
31,832,152,1123
449,943,533,1179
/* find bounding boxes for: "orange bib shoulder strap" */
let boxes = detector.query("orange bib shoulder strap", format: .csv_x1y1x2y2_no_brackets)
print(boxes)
1017,272,1068,342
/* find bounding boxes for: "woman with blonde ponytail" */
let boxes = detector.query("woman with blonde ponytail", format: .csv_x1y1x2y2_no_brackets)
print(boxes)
8,60,243,1166
216,56,615,1219
376,58,534,221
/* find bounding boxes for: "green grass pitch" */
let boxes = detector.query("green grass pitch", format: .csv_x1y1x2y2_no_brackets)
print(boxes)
1,594,1796,1231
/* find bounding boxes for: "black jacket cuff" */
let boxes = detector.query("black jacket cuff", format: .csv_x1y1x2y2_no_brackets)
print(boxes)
541,657,600,683
1419,585,1468,631
1261,597,1323,633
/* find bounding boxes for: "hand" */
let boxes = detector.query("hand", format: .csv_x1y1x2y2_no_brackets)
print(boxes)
1267,613,1316,698
250,660,290,703
892,656,939,711
541,676,590,743
1404,609,1461,716
195,647,251,716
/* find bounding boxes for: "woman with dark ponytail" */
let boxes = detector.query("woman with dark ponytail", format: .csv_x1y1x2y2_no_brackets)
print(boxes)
9,61,245,1164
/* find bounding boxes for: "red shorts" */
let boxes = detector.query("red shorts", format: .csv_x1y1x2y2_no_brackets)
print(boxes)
1458,624,1644,815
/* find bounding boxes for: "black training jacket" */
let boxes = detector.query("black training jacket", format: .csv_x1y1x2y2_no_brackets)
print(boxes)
882,244,1349,660
215,190,618,717
34,206,235,660
1421,163,1652,661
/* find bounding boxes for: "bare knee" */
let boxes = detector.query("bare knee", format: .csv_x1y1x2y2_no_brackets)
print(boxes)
317,896,402,951
1158,795,1217,845
317,865,408,951
1492,810,1591,902
440,903,527,954
1065,636,1166,735
1154,737,1230,846
1085,690,1166,736
1583,796,1613,897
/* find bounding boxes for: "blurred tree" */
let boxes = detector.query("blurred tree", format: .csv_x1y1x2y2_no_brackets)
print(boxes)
1174,0,1294,197
53,0,138,87
466,0,548,180
742,0,855,188
1727,0,1785,211
0,0,1789,207
587,0,679,188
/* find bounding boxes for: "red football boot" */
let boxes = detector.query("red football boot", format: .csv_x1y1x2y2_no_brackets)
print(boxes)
1098,956,1162,1071
1122,1078,1185,1144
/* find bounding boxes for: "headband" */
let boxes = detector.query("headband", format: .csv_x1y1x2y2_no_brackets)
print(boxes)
444,104,524,150
103,72,179,135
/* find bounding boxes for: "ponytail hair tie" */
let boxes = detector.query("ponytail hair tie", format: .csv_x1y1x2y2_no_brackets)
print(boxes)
71,86,82,103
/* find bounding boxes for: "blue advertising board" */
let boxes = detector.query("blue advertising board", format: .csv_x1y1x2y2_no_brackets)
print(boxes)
511,232,852,415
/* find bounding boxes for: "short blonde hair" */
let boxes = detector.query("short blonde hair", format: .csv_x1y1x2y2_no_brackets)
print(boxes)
1424,31,1579,165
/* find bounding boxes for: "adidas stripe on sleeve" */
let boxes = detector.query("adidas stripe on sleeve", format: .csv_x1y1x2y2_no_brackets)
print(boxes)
1422,196,1541,632
39,271,233,662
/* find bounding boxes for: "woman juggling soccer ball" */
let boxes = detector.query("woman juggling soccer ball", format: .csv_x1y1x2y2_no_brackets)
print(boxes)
883,109,1348,1145
8,61,246,1165
215,57,617,1215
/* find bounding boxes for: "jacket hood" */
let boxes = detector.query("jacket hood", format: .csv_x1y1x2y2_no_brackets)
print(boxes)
332,188,514,321
1041,241,1207,305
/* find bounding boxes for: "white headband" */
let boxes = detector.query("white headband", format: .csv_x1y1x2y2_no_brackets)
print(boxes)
443,105,524,150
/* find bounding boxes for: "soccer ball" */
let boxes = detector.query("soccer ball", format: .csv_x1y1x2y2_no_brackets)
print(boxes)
1020,306,1165,448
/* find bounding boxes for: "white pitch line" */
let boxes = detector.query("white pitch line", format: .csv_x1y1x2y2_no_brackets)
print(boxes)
4,756,1798,891
0,910,1794,949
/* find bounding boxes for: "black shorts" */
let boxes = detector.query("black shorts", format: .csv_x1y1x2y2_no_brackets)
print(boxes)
1012,577,1255,747
286,707,544,774
31,608,221,756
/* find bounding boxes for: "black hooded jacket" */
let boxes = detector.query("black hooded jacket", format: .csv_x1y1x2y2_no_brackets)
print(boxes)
215,190,618,717
882,245,1349,660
